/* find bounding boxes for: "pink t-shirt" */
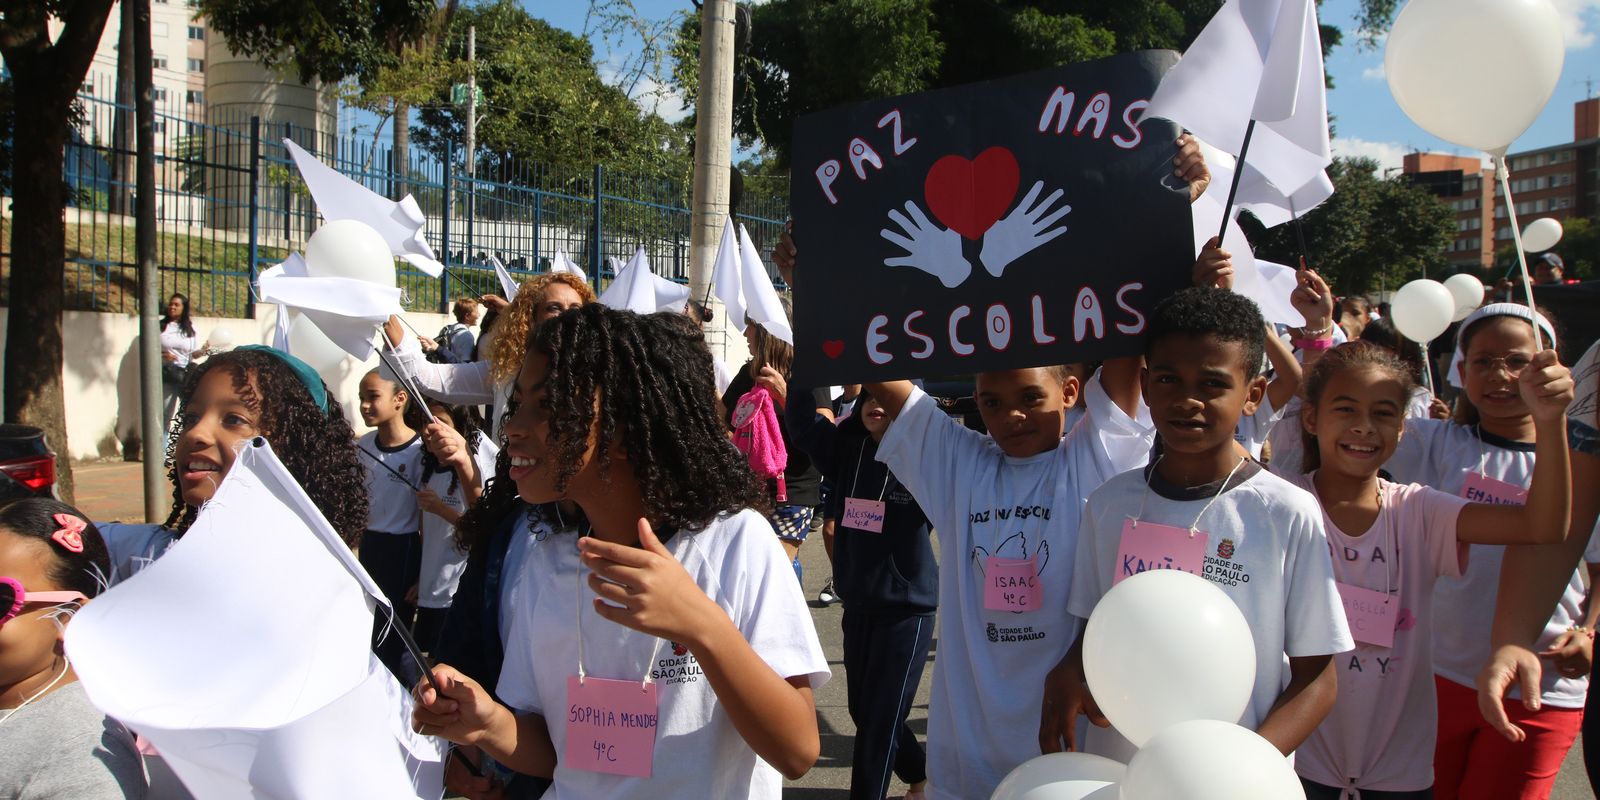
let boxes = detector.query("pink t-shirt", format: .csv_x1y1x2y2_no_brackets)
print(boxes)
1286,474,1469,793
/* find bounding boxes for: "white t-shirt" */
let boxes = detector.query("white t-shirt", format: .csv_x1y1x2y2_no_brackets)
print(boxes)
1068,463,1354,763
1386,419,1599,707
391,337,513,438
875,376,1154,800
1234,394,1284,460
495,509,830,799
99,522,179,583
160,321,200,367
1285,473,1469,792
358,431,424,534
417,436,499,608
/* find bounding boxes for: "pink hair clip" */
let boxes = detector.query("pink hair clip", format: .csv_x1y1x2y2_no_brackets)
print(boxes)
51,513,86,554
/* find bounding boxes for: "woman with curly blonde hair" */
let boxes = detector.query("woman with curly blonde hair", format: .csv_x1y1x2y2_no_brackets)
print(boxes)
384,271,595,437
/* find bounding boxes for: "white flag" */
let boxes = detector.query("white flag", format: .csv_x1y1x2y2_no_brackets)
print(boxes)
599,246,691,315
283,139,444,277
1144,0,1332,223
489,255,520,303
258,252,402,361
711,217,747,335
68,440,446,800
1190,187,1307,328
738,224,792,345
550,249,586,283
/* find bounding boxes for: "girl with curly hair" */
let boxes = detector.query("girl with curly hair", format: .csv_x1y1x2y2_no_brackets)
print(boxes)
383,272,594,437
414,306,829,798
98,346,368,582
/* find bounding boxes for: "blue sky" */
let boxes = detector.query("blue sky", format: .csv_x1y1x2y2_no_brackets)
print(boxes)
514,1,1600,170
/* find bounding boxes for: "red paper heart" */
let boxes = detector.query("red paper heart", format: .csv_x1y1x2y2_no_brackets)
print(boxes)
923,147,1020,240
822,340,846,359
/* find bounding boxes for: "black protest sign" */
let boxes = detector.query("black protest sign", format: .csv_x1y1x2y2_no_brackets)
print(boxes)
791,50,1194,385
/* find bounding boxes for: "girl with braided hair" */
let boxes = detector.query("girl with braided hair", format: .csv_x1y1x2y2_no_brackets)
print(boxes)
98,347,367,582
414,305,829,798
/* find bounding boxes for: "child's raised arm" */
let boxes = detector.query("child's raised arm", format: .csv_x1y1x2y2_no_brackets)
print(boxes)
579,520,821,780
1455,350,1574,546
1262,323,1302,412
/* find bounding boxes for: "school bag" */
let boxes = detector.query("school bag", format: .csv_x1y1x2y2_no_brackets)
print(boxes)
428,323,468,364
730,385,788,501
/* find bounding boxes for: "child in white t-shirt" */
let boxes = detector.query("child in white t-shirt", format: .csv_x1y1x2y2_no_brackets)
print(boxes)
356,367,425,681
1047,284,1353,762
412,307,828,799
1283,339,1572,799
413,400,498,653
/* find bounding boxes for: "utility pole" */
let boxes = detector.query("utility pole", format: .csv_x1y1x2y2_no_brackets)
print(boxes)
688,0,737,361
134,0,163,521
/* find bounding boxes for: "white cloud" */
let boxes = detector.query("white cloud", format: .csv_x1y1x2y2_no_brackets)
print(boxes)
1330,137,1410,172
1554,0,1600,48
1361,63,1385,81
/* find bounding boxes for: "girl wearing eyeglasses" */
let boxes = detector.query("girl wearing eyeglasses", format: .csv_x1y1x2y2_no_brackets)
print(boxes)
0,498,146,798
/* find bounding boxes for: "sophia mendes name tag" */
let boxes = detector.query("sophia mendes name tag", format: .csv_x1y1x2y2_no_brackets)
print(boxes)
1113,519,1209,587
565,676,659,777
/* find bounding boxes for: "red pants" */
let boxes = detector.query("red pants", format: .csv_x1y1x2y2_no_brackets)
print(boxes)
1433,675,1583,800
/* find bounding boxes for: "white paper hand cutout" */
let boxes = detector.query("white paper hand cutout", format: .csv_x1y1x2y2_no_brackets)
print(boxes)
979,181,1071,278
880,201,971,289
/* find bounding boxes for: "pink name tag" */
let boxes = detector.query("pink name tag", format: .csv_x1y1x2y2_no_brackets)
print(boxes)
1336,581,1396,649
1460,472,1529,506
842,497,887,533
565,676,659,777
1113,519,1210,587
984,556,1041,612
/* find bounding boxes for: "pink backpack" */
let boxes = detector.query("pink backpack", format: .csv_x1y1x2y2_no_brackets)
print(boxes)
730,385,788,501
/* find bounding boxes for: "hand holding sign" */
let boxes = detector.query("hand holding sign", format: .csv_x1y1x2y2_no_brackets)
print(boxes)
980,181,1072,278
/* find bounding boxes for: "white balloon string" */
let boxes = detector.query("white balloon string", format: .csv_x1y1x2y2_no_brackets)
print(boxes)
1494,155,1546,352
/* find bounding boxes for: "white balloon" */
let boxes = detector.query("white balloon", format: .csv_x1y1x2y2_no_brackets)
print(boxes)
1385,0,1564,154
990,752,1123,800
1442,273,1485,323
1521,217,1564,252
206,327,235,350
1081,571,1255,748
1389,279,1456,343
303,219,397,287
286,311,348,375
1121,720,1305,800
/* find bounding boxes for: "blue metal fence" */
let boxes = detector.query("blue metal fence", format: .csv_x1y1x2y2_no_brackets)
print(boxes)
7,91,790,319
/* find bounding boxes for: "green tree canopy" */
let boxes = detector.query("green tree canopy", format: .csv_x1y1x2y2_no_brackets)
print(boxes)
197,0,439,85
413,1,690,180
1245,157,1457,295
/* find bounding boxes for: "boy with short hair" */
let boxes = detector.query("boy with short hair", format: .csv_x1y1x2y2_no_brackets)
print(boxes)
1042,287,1352,761
865,355,1153,799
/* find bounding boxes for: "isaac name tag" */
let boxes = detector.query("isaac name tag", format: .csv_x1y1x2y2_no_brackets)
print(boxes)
565,676,659,777
984,556,1041,612
1113,519,1209,587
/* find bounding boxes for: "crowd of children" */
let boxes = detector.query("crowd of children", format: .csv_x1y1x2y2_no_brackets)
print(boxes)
8,139,1600,800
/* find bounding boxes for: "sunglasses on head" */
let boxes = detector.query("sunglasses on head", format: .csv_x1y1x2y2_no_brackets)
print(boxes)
0,576,87,628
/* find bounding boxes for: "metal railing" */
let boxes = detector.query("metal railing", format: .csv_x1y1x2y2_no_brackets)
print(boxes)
3,91,790,318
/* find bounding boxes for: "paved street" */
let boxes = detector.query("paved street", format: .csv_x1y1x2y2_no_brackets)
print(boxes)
72,459,1591,798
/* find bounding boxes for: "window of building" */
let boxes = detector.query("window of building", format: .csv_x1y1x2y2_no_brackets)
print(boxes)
153,56,168,70
81,82,93,95
1555,196,1572,209
186,90,204,105
152,120,166,134
188,26,205,40
152,87,167,102
188,58,204,73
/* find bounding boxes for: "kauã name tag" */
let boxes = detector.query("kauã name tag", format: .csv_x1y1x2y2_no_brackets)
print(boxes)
843,497,887,533
1113,519,1209,587
1459,471,1528,506
984,555,1041,612
1336,581,1395,649
565,676,659,777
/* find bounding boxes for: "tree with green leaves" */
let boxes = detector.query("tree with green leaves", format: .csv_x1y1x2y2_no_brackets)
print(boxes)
1246,157,1457,295
0,0,119,502
412,0,691,181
